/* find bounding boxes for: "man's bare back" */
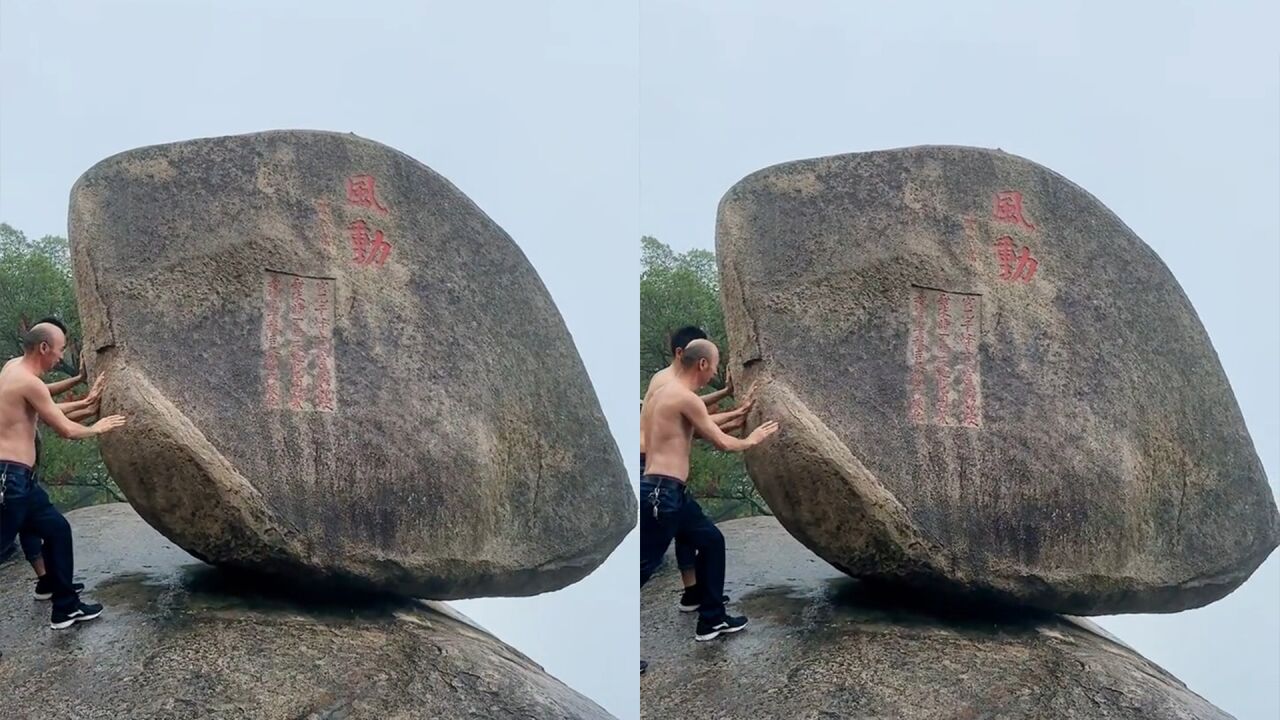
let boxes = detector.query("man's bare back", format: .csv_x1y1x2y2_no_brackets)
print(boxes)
640,339,779,481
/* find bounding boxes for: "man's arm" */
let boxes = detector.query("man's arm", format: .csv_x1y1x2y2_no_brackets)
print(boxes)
689,401,752,440
699,385,731,408
680,392,777,453
56,397,91,413
709,399,751,428
54,372,105,413
21,375,124,440
45,371,85,398
718,414,746,435
65,399,99,422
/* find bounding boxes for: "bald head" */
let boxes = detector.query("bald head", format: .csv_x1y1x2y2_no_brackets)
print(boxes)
23,322,66,353
679,338,719,370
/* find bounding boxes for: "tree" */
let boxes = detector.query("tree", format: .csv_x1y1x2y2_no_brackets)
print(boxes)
0,223,122,508
640,236,770,520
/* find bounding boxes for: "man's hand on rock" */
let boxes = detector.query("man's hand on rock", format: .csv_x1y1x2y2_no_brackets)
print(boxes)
85,373,107,405
91,415,127,436
746,420,780,447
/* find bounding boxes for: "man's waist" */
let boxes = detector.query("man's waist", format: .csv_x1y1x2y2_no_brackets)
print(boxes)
0,459,34,474
640,473,687,488
1,460,37,492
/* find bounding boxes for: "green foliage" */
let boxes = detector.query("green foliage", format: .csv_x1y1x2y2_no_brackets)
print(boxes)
0,223,81,371
640,236,770,520
1,223,121,510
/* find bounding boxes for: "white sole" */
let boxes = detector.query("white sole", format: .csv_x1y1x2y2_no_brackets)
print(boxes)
50,609,102,630
678,603,699,613
33,592,52,601
695,620,748,642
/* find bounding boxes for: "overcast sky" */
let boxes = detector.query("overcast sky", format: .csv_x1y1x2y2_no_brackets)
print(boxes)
4,2,1278,719
640,2,1277,718
0,1,638,718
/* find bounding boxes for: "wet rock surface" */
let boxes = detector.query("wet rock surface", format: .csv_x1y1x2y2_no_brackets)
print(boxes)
641,516,1231,719
0,503,613,720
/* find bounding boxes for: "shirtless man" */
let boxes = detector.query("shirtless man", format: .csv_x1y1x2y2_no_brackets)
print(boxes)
641,326,751,612
640,338,778,645
0,347,105,599
1,320,125,629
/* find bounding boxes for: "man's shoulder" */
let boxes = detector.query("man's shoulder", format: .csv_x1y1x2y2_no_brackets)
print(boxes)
653,380,698,407
0,362,39,390
646,368,672,393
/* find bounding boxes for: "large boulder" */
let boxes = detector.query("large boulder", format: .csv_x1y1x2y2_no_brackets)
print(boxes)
641,516,1232,719
69,131,635,599
717,146,1278,614
0,503,614,720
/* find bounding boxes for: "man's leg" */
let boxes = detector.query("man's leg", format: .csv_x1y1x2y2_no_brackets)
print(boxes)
22,483,80,613
670,497,732,607
681,500,726,621
22,532,44,575
678,498,746,641
639,476,685,675
640,478,682,585
675,538,697,586
0,490,25,570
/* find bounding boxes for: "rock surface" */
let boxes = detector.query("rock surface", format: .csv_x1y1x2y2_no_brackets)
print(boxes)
641,516,1232,719
716,146,1278,614
0,503,614,720
69,130,635,598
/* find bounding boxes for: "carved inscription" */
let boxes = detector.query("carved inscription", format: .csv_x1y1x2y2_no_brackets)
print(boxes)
262,270,337,412
907,286,982,427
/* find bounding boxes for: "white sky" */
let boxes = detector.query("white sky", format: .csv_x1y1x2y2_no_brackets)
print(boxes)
3,1,1277,719
0,1,638,718
640,2,1277,719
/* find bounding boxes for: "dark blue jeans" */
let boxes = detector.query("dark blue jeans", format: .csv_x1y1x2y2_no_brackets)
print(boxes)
640,455,696,570
639,474,726,621
1,461,79,611
0,528,43,564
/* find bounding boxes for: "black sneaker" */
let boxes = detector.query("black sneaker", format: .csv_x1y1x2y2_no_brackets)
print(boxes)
34,578,85,600
50,601,103,630
640,660,647,674
677,585,730,612
695,613,748,641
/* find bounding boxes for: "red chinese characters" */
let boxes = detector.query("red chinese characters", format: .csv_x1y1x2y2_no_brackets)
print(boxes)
907,286,983,428
349,220,393,266
262,274,283,408
262,271,337,413
992,190,1035,230
312,281,336,412
934,292,953,423
344,175,393,267
346,174,388,214
288,277,309,411
993,236,1038,282
909,289,929,424
960,296,981,427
